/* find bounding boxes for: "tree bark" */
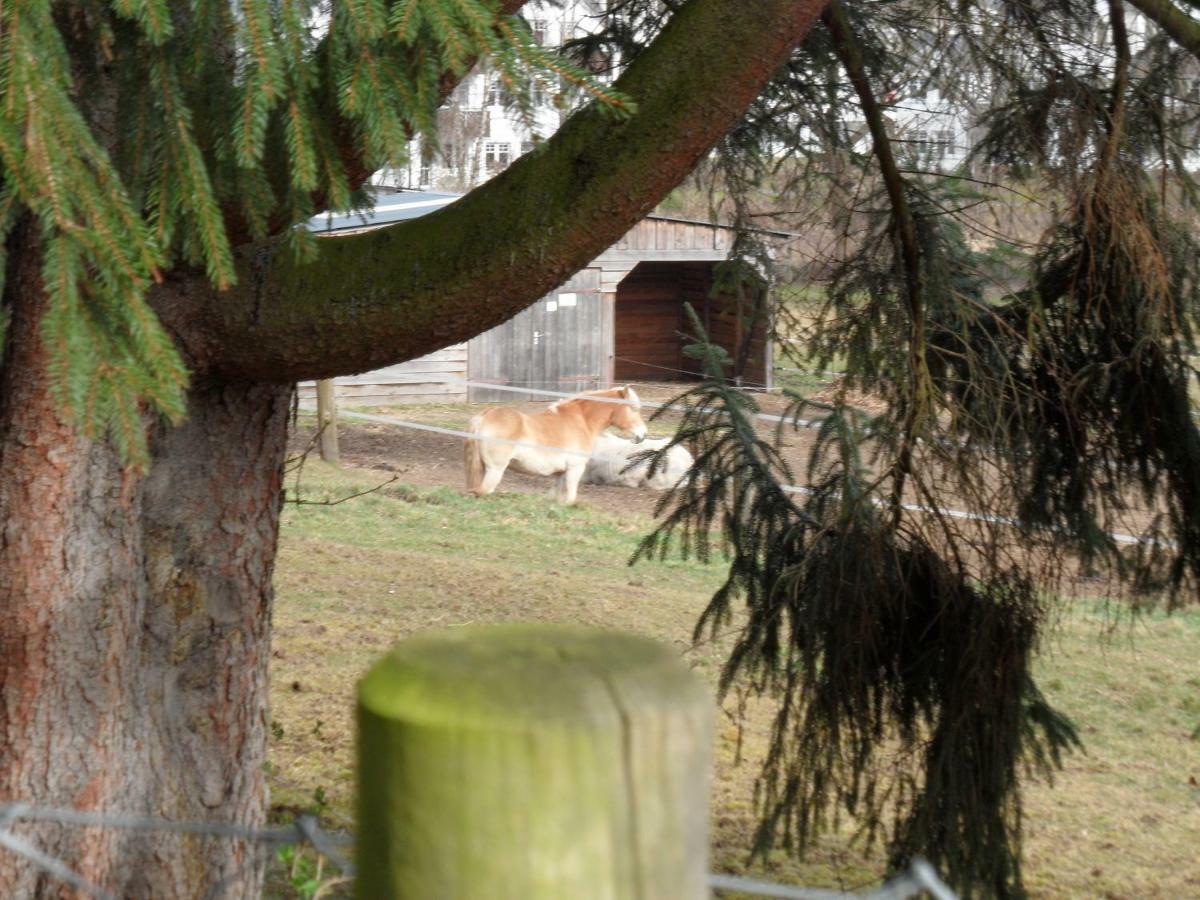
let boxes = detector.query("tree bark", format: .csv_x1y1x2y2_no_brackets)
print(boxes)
0,2,828,895
1,231,292,897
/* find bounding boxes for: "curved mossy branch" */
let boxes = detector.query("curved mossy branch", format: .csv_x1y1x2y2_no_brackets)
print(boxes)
1125,0,1200,62
161,0,828,382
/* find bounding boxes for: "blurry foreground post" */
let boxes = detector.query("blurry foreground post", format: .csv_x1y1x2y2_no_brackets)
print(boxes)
316,378,339,464
356,624,713,899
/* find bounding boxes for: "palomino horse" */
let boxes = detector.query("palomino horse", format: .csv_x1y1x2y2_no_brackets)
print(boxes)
465,386,647,504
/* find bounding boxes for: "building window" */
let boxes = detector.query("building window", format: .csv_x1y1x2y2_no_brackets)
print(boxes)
520,140,536,156
418,161,432,186
486,76,503,107
452,81,474,109
906,128,955,161
484,141,511,170
531,20,549,45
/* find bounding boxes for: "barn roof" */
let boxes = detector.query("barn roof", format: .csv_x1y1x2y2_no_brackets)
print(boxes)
309,190,460,233
308,188,793,239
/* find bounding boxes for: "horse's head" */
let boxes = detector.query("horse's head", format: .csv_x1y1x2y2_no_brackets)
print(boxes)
611,386,647,443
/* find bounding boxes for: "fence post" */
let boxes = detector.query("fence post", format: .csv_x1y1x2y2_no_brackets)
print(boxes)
355,623,713,899
316,378,339,464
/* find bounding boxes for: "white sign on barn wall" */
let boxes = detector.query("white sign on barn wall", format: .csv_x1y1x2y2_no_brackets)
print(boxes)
559,292,577,307
546,300,558,312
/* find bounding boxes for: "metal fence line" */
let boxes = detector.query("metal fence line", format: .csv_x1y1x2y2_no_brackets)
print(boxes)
773,365,847,378
336,409,1166,549
709,857,957,899
343,410,601,460
775,483,1163,548
611,355,775,391
0,803,354,900
302,371,829,428
0,801,958,900
309,367,1200,431
708,872,858,899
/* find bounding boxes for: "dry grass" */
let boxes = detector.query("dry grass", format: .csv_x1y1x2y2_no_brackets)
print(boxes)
269,461,1200,898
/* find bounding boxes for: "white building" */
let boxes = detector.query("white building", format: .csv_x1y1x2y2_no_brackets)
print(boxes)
377,3,1195,193
375,0,608,192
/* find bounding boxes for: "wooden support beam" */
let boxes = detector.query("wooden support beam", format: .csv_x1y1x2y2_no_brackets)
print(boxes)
316,378,340,464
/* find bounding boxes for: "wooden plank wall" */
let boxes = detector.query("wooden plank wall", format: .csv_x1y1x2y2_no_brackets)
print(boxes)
678,264,712,378
706,282,770,388
468,268,604,403
297,345,468,406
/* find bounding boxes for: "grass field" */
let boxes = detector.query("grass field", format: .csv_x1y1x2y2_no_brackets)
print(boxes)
269,461,1200,898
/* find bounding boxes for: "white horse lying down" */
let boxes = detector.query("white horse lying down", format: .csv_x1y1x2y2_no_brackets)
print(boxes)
583,433,694,490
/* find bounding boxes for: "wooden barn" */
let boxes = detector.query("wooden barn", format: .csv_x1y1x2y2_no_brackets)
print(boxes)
300,190,787,405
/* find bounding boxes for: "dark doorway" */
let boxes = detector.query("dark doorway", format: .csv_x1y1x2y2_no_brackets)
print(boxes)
613,261,770,388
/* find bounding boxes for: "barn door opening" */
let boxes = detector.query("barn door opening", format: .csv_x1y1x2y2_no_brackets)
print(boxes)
613,261,770,388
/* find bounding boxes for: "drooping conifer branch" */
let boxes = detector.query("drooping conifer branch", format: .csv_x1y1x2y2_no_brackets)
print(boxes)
309,0,544,214
822,0,930,522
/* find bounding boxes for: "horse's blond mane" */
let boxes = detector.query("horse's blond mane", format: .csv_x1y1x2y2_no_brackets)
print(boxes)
547,386,638,413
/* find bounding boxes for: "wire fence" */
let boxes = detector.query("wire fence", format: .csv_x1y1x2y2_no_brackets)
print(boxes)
332,403,1166,549
610,355,776,391
302,371,828,428
0,804,350,900
0,803,958,899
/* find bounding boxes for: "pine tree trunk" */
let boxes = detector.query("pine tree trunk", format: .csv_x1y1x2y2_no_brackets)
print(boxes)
0,253,291,897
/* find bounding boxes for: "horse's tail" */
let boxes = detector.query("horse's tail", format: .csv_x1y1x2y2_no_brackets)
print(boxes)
465,413,486,495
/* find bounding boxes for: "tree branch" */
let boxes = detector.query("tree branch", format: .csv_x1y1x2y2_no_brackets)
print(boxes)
823,0,928,522
262,0,534,237
1125,0,1200,61
162,0,828,382
1102,0,1132,176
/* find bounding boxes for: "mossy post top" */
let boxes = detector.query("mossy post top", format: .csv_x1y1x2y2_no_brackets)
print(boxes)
357,623,710,730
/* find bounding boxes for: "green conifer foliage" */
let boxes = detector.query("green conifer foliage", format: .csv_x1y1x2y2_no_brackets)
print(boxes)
0,0,626,464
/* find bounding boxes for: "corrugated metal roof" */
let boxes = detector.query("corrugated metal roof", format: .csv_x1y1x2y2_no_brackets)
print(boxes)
308,191,459,233
307,188,794,239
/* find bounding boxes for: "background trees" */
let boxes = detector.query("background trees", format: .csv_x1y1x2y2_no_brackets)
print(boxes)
2,0,1199,896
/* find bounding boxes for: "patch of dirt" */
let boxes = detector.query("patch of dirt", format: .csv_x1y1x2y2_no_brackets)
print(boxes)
287,407,684,519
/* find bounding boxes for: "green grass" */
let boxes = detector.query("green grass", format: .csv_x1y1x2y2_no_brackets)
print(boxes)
270,463,1200,898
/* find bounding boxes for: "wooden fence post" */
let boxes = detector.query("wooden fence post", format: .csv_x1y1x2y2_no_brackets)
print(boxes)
316,378,339,464
356,624,713,899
